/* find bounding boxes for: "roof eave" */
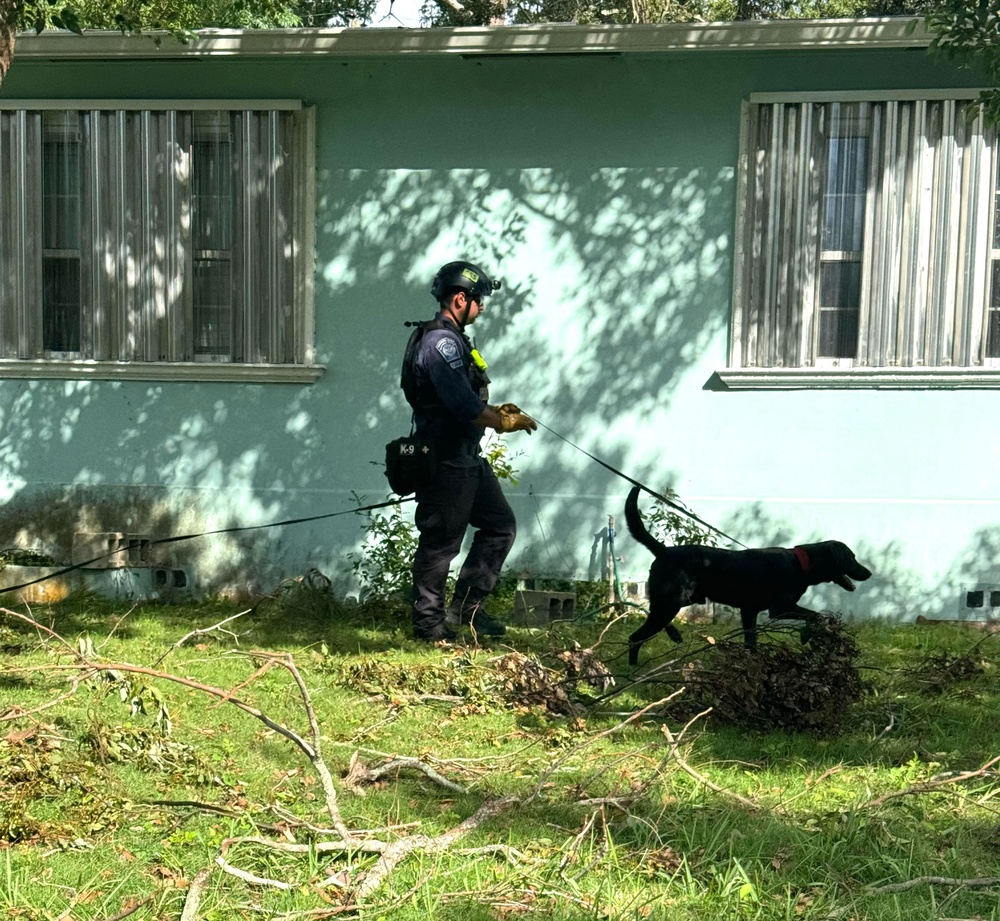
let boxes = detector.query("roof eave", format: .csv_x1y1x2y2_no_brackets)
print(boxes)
13,16,934,59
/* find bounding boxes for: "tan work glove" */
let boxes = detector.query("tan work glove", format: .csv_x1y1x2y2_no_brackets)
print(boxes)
493,403,538,435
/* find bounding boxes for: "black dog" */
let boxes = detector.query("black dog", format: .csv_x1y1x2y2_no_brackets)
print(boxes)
624,486,872,665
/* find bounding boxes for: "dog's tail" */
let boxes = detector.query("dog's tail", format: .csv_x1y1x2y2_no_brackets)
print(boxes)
624,485,668,559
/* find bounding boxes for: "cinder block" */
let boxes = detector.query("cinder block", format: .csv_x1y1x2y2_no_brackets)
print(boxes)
512,590,576,626
73,532,152,569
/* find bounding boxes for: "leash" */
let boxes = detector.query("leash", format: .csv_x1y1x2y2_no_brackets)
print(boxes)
3,417,743,598
534,419,746,549
0,496,413,596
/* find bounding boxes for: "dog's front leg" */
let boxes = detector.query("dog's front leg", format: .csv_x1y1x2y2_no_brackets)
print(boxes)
740,608,759,650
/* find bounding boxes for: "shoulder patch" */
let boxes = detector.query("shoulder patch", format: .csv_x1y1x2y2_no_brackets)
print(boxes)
435,337,463,368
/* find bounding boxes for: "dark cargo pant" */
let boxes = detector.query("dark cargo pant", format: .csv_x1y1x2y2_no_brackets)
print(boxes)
411,457,516,639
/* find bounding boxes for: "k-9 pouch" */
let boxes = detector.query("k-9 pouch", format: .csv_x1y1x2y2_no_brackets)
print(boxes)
384,435,437,496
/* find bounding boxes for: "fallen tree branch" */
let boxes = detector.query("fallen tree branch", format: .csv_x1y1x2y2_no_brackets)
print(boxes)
343,752,469,796
152,607,251,667
0,606,519,908
659,710,758,809
216,854,297,890
354,795,518,901
526,692,683,802
859,755,1000,811
180,865,215,921
868,875,1000,894
1,606,356,842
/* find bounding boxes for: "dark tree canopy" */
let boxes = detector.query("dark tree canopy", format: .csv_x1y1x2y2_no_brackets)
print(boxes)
0,0,377,86
1,0,995,111
420,0,933,27
928,0,1000,122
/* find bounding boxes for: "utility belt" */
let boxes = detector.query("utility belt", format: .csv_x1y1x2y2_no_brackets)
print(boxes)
384,433,480,496
439,440,481,460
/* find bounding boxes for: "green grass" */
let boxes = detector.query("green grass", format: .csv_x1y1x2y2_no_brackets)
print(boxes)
1,587,999,920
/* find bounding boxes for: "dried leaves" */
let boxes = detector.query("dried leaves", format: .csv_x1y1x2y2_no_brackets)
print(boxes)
674,617,865,734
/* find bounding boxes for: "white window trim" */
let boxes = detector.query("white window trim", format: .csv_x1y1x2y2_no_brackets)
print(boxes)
0,99,321,384
716,367,1000,390
726,89,1000,389
0,359,324,383
0,99,305,111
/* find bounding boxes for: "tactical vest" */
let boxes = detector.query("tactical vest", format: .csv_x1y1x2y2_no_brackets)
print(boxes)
400,317,490,412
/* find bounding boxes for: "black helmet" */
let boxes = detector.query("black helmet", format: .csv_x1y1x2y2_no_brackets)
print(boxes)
431,261,501,303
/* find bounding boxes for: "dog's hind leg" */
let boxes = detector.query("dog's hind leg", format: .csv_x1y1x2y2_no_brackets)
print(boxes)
628,598,683,666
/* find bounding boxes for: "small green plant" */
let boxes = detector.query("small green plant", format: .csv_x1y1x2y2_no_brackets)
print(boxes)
350,444,518,603
0,547,56,567
484,436,521,485
349,494,419,600
644,486,720,548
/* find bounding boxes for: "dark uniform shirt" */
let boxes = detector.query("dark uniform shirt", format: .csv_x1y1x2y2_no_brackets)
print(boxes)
407,312,489,463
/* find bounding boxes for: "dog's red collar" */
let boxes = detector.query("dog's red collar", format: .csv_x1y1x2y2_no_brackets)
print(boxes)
792,546,810,572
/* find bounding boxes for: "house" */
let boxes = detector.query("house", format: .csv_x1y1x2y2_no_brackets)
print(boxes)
0,18,994,620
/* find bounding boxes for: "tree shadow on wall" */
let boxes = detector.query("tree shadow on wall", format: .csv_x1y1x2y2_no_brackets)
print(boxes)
317,163,734,564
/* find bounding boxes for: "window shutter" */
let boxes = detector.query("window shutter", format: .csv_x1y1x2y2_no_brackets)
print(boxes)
0,102,313,375
736,97,998,371
859,101,995,368
0,111,43,359
737,102,823,368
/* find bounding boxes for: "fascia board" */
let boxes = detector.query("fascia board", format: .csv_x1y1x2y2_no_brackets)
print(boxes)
14,17,933,60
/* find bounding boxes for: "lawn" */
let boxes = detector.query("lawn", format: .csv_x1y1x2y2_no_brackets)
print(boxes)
0,583,998,921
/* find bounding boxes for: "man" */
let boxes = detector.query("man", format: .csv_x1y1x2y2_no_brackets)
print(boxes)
400,260,537,643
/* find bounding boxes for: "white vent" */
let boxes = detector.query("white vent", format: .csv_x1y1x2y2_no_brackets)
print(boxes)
960,583,1000,615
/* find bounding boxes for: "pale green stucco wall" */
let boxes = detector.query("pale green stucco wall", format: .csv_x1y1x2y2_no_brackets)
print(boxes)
0,34,992,620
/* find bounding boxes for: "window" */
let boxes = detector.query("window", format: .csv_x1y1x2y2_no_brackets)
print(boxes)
730,93,999,385
0,102,317,381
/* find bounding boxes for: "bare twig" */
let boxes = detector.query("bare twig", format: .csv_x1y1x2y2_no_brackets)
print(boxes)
248,650,350,838
593,611,632,648
180,865,215,921
343,752,469,796
99,895,151,921
0,675,86,723
527,692,683,801
216,855,296,890
268,803,420,838
140,799,243,819
558,810,598,873
0,607,82,659
659,711,758,809
860,756,1000,811
152,608,251,667
456,843,525,864
868,875,1000,894
99,602,140,649
354,795,517,901
218,835,388,857
575,796,632,808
